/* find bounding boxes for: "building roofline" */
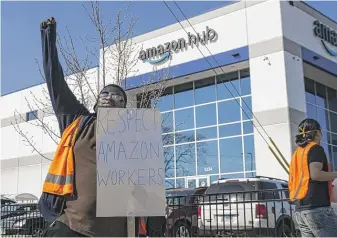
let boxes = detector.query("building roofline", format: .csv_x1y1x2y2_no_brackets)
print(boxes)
295,1,337,29
1,66,99,97
3,1,336,97
109,0,337,47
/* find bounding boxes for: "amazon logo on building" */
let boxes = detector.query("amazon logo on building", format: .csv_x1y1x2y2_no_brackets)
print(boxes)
139,26,218,64
313,20,337,57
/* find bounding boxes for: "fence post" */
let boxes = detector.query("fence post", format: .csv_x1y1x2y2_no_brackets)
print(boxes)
127,217,136,237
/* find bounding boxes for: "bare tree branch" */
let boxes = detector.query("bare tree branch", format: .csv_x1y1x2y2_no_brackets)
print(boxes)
11,110,52,161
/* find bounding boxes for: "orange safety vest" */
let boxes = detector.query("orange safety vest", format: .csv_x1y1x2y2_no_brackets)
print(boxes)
289,141,333,201
138,217,147,236
42,116,82,196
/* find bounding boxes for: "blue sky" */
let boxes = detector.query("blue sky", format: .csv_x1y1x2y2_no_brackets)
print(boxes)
1,1,337,95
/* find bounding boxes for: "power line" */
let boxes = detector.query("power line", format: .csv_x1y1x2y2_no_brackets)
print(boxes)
163,1,289,173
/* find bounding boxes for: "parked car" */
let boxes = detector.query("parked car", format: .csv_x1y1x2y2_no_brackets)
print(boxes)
165,187,207,237
198,176,300,237
1,203,38,220
1,197,16,207
1,209,46,237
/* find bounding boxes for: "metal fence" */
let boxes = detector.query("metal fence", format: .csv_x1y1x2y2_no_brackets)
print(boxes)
1,203,48,237
161,188,300,237
1,189,300,237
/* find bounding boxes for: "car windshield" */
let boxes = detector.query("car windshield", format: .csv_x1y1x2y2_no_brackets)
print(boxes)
202,182,258,202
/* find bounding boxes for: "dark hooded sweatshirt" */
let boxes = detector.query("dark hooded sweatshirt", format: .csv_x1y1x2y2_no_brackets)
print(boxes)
41,21,127,237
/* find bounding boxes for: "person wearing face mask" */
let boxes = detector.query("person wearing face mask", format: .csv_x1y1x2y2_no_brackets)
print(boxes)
289,118,337,237
38,17,138,237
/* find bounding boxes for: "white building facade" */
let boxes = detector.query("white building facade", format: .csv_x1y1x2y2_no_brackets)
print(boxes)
1,0,337,198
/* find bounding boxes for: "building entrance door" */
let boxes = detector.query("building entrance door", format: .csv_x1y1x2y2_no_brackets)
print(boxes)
186,176,210,188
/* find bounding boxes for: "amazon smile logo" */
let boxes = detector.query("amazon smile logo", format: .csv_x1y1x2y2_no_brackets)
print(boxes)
313,20,337,57
143,51,171,64
139,26,218,65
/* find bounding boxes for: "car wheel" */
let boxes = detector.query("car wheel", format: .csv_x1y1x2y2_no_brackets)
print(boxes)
172,221,191,237
277,223,292,237
31,226,44,237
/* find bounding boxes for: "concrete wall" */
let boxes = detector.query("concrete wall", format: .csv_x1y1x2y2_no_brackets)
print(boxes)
1,67,99,197
249,1,337,180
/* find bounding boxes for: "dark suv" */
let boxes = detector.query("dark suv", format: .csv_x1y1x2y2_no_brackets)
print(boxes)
1,203,47,236
165,187,207,237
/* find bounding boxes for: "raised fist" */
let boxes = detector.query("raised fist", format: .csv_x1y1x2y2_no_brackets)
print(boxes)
40,17,56,29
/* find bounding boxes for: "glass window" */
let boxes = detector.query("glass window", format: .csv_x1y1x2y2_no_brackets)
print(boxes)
240,68,250,78
243,121,254,134
197,141,219,175
315,82,327,108
164,147,174,178
156,88,174,111
321,143,329,157
330,112,337,134
196,127,217,141
187,179,197,188
26,110,37,121
305,78,316,104
165,180,174,189
306,104,317,120
326,145,333,170
174,83,194,109
217,72,240,100
219,137,243,173
176,144,196,177
332,133,337,147
260,182,280,200
161,112,173,133
175,108,194,131
218,100,241,124
317,108,330,131
175,130,195,144
162,133,174,146
219,123,241,138
327,87,337,113
245,172,256,178
176,178,185,188
321,130,329,144
240,76,251,96
244,135,256,171
195,77,216,104
333,146,337,172
211,175,220,184
242,97,253,120
196,103,216,128
219,173,245,180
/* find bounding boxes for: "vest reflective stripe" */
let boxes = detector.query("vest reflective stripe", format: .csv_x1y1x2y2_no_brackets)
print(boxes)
43,182,73,195
42,116,81,196
45,174,74,185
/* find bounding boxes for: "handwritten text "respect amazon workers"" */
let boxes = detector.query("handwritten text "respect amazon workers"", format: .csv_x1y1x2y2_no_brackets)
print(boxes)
98,109,158,134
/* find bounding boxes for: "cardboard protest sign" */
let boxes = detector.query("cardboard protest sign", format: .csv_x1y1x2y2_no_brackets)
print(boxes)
96,108,166,217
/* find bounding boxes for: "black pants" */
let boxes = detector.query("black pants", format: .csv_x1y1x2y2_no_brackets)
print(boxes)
43,221,87,237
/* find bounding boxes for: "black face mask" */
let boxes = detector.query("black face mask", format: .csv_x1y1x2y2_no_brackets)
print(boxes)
94,85,127,112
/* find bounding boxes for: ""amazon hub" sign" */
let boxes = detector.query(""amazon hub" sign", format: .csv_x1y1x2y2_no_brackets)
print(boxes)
139,26,218,64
